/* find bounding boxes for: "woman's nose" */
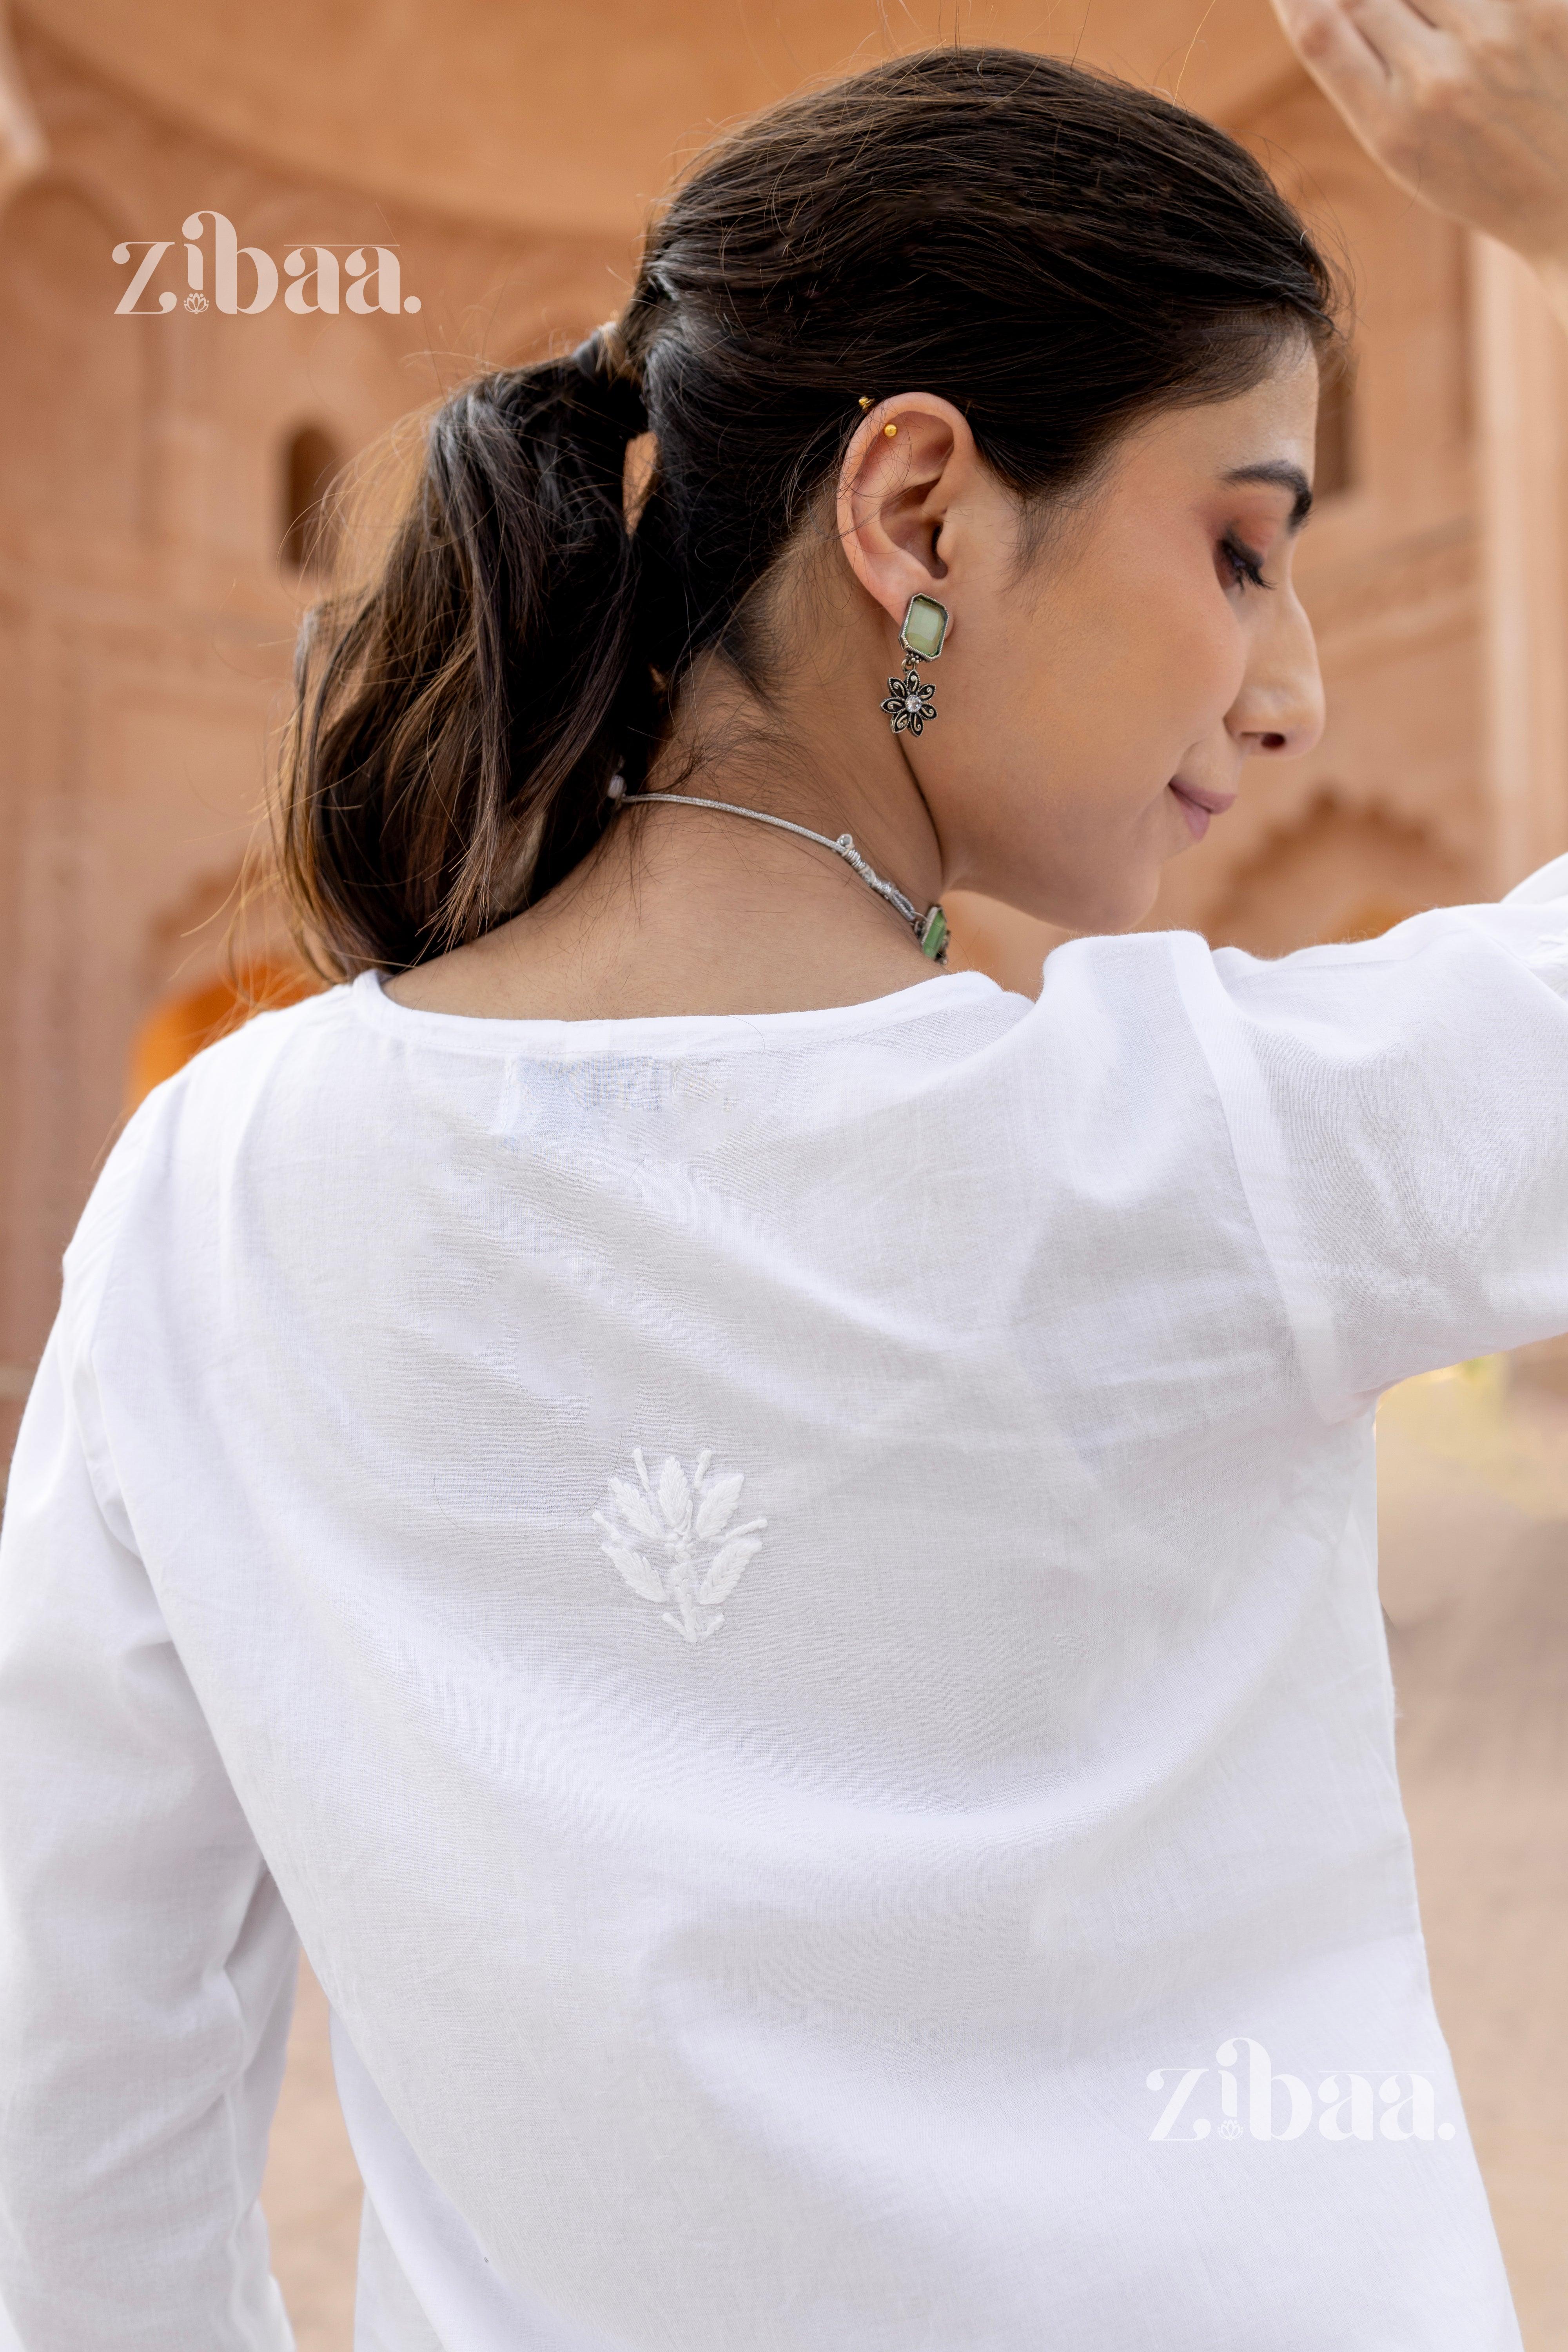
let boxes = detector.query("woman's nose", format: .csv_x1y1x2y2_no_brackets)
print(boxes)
1229,591,1325,760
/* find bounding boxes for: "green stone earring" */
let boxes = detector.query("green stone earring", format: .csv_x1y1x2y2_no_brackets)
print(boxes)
880,595,949,736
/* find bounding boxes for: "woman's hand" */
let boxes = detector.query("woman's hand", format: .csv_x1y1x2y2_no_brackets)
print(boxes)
1271,0,1568,265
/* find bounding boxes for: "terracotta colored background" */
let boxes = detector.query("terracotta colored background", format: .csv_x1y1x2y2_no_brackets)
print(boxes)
0,0,1563,2339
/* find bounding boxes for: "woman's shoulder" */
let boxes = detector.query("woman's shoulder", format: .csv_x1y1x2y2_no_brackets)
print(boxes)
63,986,359,1311
1055,864,1568,1026
124,983,359,1160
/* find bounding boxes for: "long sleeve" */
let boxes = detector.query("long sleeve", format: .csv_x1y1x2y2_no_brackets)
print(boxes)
0,1128,299,2350
1170,851,1568,1419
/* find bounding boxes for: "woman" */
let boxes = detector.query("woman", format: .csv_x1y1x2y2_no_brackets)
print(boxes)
2,4,1566,2345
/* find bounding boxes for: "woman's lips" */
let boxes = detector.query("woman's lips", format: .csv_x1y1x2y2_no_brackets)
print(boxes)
1168,779,1238,844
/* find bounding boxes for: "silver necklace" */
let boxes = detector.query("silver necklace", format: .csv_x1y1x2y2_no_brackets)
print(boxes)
614,789,949,963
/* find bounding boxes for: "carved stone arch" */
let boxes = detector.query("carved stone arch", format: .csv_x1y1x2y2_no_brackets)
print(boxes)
1202,792,1472,956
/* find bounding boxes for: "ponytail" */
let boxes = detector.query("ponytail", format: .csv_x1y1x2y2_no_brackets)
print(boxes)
277,48,1336,979
278,329,654,976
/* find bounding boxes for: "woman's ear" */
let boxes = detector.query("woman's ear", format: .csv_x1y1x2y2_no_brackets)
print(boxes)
835,395,976,631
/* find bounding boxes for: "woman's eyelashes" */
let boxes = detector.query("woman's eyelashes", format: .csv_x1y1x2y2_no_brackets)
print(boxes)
1219,530,1270,592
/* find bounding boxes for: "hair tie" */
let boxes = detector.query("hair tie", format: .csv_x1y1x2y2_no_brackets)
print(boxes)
570,322,616,383
570,322,649,437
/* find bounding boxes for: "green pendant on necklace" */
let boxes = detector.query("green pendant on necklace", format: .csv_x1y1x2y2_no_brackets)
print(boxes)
917,904,949,961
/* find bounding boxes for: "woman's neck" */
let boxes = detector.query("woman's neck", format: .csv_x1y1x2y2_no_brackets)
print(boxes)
383,628,948,1022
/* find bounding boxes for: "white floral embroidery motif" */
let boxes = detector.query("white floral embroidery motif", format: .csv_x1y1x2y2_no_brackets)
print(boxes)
593,1449,767,1642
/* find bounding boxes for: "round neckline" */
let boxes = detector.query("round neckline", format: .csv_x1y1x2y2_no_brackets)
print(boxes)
348,965,1008,1059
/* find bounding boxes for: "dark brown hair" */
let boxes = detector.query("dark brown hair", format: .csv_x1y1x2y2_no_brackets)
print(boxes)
277,46,1337,976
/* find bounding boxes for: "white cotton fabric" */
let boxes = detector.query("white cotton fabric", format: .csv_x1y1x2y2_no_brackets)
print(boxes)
6,860,1568,2351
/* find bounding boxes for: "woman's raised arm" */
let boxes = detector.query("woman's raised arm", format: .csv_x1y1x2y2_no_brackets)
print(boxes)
1272,0,1568,319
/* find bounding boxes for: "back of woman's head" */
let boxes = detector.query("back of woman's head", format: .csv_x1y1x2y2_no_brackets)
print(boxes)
279,45,1337,976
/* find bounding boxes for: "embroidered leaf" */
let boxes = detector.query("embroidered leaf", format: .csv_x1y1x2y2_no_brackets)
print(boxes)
609,1477,662,1541
697,1535,763,1606
657,1455,690,1533
602,1543,665,1604
693,1471,744,1541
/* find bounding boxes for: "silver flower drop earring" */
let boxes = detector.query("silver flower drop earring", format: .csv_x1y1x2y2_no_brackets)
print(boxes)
881,594,949,736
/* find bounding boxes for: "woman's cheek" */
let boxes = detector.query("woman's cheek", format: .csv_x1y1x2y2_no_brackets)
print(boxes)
1160,581,1246,723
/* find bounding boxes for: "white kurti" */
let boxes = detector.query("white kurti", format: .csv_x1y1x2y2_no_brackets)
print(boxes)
5,861,1568,2351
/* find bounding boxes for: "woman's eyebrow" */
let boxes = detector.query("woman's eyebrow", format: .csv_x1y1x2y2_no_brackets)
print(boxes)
1221,460,1314,530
